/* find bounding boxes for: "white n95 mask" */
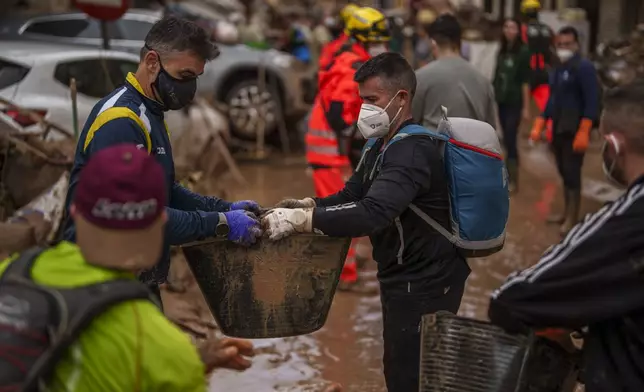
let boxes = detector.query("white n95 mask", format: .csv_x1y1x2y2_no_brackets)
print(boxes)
357,93,402,139
556,48,574,62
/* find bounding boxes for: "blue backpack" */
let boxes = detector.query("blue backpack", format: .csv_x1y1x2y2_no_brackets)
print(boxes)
356,117,509,257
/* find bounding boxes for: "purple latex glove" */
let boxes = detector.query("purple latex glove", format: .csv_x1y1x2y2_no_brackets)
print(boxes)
223,210,262,246
230,200,261,214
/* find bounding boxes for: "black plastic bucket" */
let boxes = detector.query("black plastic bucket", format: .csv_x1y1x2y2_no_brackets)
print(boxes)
419,312,578,392
181,235,351,338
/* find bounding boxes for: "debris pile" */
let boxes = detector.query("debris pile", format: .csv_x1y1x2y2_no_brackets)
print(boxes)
596,24,644,88
0,100,74,257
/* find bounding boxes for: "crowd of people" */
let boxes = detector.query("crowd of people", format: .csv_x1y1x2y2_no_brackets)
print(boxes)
0,1,643,391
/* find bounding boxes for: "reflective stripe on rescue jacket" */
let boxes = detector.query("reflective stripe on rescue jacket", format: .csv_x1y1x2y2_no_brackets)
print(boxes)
307,46,369,168
306,99,350,167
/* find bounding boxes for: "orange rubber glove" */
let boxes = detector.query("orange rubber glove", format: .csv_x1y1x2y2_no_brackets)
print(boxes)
572,118,593,153
529,117,546,142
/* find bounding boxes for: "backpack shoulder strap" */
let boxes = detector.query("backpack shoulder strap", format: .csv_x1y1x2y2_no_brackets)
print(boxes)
355,137,379,172
1,246,46,281
384,124,444,153
365,125,446,181
23,279,156,390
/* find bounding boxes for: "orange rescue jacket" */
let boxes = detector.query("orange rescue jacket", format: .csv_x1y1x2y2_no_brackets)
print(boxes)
306,45,370,167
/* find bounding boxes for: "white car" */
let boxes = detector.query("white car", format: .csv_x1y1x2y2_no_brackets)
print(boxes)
0,41,187,140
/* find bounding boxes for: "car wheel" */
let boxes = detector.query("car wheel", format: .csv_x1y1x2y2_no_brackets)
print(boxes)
225,79,279,140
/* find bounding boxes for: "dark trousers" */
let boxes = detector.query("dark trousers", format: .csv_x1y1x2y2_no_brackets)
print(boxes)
380,279,466,392
498,103,522,162
552,134,584,190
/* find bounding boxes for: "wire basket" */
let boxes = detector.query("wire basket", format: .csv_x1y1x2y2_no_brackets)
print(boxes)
182,234,351,338
420,312,578,392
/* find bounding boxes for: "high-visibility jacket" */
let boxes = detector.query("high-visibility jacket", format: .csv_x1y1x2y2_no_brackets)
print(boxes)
306,45,370,167
319,33,349,71
0,242,206,391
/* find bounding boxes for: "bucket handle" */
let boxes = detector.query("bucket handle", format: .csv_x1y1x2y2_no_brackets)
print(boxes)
514,331,536,392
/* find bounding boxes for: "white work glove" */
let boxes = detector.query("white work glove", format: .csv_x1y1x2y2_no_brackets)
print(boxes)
273,197,316,209
262,208,313,241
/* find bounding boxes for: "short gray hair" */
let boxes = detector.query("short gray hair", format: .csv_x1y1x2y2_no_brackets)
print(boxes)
141,16,219,61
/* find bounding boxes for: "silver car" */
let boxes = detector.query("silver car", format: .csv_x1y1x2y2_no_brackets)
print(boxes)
0,41,187,140
0,10,310,140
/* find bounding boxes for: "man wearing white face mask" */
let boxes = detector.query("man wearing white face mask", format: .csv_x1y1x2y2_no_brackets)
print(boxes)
488,81,644,392
301,6,391,290
266,53,470,391
529,26,600,236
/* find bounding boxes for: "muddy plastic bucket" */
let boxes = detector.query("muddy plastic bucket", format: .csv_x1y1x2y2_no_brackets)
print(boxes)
419,311,578,392
181,235,351,339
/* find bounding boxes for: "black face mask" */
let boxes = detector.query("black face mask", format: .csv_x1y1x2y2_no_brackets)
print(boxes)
153,62,197,111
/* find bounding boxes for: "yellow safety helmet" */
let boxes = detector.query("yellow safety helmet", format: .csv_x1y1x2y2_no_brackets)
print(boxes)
520,0,541,13
340,3,359,24
345,7,391,43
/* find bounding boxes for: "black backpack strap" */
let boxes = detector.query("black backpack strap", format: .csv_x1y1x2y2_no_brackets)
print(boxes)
22,279,156,390
1,246,46,282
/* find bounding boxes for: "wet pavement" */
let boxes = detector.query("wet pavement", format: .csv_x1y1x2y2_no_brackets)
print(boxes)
205,141,612,391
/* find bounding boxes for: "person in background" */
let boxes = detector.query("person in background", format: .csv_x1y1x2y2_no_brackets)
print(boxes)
520,0,555,114
529,26,599,235
61,17,263,304
0,145,255,391
493,18,531,192
318,3,359,71
413,9,437,68
488,81,644,392
285,10,313,64
299,7,391,292
412,14,497,129
265,52,469,392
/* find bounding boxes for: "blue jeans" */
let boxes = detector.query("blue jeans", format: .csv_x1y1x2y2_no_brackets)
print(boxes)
498,103,522,163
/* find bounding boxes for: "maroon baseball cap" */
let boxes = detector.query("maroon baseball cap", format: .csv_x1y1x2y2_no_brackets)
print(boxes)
74,144,166,230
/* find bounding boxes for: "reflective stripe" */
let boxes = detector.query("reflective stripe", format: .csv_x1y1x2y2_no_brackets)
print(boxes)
83,107,152,154
307,145,340,155
138,103,152,134
99,87,127,115
308,128,337,140
394,217,404,265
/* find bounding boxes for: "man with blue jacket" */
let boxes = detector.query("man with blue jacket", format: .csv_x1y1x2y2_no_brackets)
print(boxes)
62,16,262,299
529,26,599,235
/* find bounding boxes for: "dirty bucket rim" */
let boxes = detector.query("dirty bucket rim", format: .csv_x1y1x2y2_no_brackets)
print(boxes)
180,233,337,248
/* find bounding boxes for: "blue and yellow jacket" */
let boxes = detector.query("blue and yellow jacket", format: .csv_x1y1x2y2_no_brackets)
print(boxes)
62,73,230,284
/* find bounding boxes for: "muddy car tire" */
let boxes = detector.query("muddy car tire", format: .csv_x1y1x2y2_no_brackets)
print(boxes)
224,79,279,140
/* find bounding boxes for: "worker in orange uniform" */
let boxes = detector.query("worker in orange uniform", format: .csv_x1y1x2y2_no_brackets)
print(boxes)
318,3,360,72
520,0,556,141
520,0,554,111
295,7,390,291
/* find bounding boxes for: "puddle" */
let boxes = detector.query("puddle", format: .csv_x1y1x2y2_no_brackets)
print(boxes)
210,336,327,391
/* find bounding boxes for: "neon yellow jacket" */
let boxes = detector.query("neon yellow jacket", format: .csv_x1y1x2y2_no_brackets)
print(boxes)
0,242,206,392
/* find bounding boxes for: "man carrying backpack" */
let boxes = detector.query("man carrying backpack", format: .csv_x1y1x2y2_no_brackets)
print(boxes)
0,145,254,391
529,26,599,236
263,53,472,392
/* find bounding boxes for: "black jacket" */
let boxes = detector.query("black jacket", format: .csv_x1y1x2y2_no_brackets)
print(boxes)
312,120,470,290
488,176,644,392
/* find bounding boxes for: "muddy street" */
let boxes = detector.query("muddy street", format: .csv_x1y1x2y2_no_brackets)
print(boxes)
206,140,614,392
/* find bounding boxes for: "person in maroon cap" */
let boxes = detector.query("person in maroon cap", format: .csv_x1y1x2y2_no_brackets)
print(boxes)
0,144,256,391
